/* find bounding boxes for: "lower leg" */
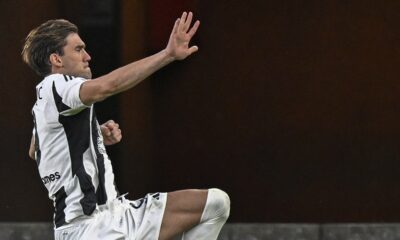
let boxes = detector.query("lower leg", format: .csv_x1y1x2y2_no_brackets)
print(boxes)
182,188,230,240
158,188,230,240
158,189,208,240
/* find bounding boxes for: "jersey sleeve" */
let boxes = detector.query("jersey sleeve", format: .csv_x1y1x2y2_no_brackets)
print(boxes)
51,74,91,116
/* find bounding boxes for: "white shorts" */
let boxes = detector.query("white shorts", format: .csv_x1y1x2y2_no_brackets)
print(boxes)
54,193,167,240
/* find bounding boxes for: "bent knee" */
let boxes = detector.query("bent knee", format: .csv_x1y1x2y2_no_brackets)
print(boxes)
208,188,230,220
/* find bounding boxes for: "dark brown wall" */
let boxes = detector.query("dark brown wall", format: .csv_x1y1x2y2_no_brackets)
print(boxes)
2,0,400,223
0,0,66,221
146,1,400,222
0,0,117,221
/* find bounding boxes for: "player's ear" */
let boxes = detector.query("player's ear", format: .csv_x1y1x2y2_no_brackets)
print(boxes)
49,53,63,67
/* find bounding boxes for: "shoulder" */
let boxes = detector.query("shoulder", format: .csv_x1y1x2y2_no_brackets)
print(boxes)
45,74,86,91
45,74,86,84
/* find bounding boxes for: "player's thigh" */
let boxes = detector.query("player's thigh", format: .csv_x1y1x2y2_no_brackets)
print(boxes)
159,189,208,240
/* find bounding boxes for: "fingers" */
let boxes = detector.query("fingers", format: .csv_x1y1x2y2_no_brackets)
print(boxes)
167,12,200,60
101,120,120,138
183,12,193,32
188,20,200,38
105,120,119,130
178,12,196,33
100,125,111,137
110,128,122,144
172,18,180,34
107,122,119,130
101,124,122,145
188,45,199,55
105,119,115,126
178,12,187,33
110,128,122,139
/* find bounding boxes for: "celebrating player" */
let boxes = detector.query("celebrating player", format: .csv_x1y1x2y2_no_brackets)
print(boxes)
22,12,230,240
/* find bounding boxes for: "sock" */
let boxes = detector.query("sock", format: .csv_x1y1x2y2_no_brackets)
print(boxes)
181,188,230,240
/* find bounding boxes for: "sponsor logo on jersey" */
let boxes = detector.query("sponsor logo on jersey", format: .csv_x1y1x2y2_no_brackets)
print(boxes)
42,172,61,184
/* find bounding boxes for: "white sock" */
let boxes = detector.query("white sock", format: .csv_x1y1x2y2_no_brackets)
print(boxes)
181,188,230,240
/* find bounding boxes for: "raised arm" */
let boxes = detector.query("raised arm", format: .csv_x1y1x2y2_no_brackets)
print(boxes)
79,12,200,105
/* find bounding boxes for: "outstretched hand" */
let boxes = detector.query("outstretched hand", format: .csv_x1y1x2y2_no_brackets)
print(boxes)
101,120,122,146
165,12,200,60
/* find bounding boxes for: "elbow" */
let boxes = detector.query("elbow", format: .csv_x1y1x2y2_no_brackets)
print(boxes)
29,136,36,160
28,149,35,160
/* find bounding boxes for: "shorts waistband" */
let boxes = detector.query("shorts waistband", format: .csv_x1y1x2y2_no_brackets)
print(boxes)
55,193,129,230
97,193,129,211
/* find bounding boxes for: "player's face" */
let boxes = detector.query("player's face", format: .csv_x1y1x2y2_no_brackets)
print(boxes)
59,33,92,79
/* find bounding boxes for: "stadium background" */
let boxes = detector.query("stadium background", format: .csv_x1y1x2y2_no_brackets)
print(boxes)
1,0,400,225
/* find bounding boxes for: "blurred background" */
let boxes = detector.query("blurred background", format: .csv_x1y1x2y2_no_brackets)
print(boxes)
1,0,400,226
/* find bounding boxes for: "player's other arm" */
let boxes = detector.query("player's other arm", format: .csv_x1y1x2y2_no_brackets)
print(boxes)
101,120,122,146
79,12,200,106
29,135,35,160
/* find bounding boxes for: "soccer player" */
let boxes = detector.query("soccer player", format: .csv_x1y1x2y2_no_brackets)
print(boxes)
22,12,230,240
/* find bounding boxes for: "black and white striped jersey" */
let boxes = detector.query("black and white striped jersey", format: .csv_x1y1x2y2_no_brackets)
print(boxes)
32,74,118,228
